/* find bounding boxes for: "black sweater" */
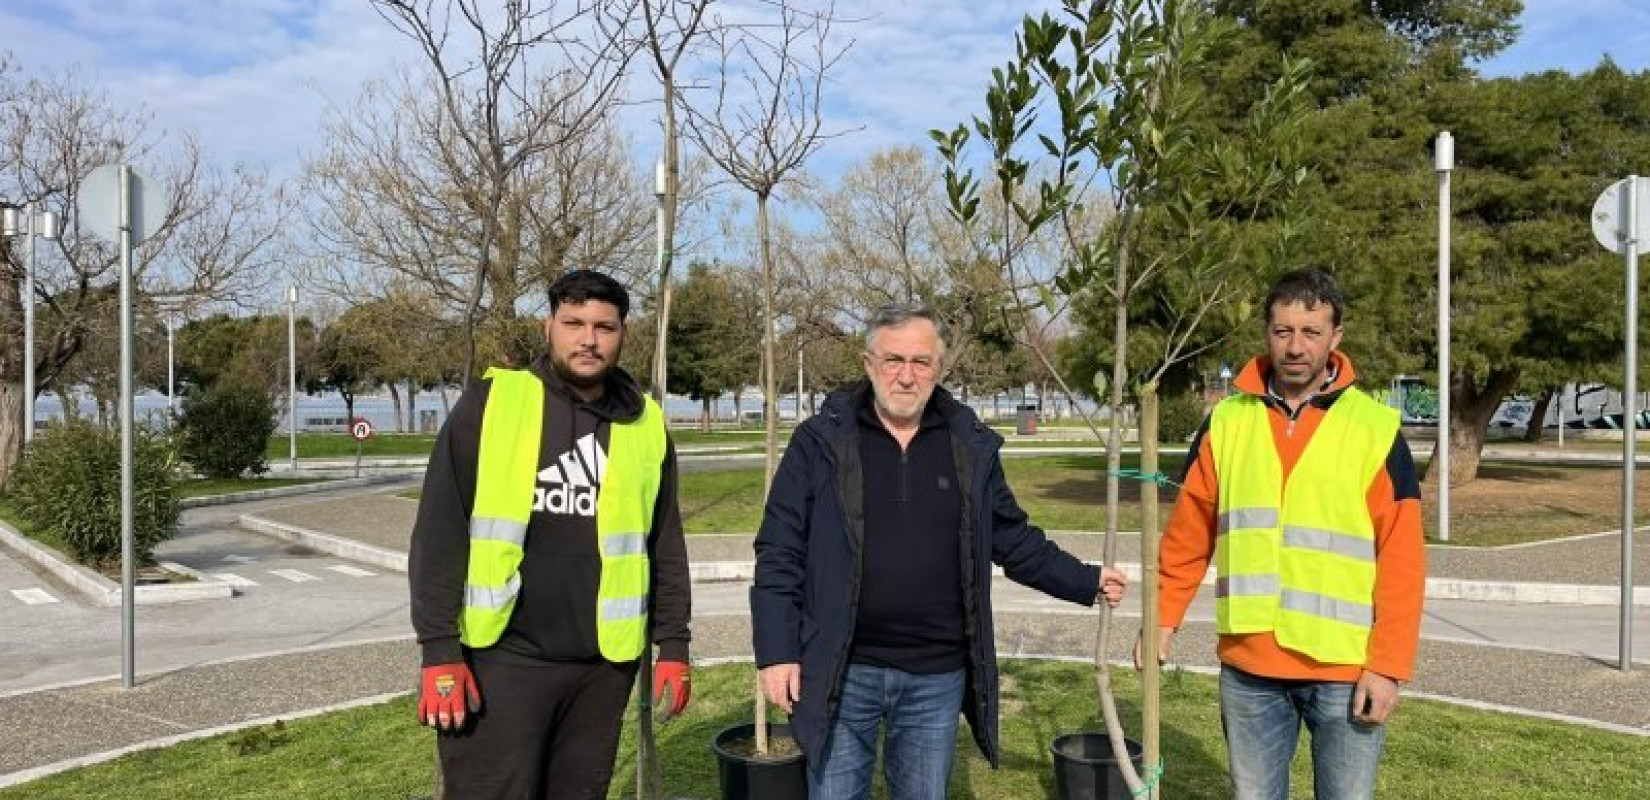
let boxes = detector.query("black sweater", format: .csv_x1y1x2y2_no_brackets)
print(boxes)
849,393,967,673
409,359,691,666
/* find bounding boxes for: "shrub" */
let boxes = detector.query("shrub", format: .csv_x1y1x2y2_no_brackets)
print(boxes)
5,420,180,569
178,386,278,479
1157,389,1207,444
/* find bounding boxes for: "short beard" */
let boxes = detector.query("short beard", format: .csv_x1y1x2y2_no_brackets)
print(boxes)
551,354,607,391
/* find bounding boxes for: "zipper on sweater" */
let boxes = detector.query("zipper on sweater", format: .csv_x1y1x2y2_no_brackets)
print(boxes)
898,449,909,502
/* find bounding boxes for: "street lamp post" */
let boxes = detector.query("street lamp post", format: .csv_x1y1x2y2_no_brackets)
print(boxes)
167,313,176,419
1436,131,1454,543
287,285,298,473
2,202,61,443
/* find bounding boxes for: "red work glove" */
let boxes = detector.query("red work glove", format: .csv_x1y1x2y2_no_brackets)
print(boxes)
652,660,691,719
419,662,481,731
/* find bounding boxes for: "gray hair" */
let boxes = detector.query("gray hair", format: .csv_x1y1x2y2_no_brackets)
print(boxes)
865,302,948,357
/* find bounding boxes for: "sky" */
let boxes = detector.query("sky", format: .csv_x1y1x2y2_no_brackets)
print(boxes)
4,0,1647,190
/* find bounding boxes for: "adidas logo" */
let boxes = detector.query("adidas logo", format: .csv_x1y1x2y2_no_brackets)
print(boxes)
534,433,605,516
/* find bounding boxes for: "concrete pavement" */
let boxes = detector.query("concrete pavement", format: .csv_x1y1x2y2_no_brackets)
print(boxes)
5,477,1650,789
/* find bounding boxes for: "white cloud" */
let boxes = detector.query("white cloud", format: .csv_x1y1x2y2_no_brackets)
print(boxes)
3,0,1644,191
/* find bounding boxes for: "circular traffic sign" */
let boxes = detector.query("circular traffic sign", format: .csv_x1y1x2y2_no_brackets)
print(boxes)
1593,176,1650,255
350,417,375,442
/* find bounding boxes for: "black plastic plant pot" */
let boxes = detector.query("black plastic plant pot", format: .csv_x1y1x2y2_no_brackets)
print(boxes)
1050,732,1145,800
711,722,808,800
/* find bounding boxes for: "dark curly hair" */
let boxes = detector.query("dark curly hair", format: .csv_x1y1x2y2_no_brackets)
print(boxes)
549,270,630,321
1264,268,1344,327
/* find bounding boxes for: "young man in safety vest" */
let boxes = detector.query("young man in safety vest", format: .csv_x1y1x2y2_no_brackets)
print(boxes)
410,270,692,799
1141,268,1425,800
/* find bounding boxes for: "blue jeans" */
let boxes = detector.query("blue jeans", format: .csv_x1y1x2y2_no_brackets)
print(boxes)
807,663,965,800
1220,666,1387,800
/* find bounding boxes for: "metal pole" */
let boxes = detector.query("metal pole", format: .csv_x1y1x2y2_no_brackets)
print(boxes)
23,203,35,444
797,344,804,422
1558,385,1566,449
166,315,176,420
288,285,298,473
1623,175,1640,672
118,166,136,689
1436,132,1454,542
649,158,669,405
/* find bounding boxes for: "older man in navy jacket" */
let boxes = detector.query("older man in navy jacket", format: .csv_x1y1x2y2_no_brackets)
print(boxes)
751,302,1127,800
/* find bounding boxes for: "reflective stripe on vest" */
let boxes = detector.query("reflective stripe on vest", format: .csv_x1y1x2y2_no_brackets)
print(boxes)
595,395,666,662
1210,387,1397,665
459,368,668,663
459,369,542,649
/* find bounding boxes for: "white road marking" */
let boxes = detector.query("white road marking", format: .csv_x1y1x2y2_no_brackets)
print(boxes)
325,565,376,578
268,569,320,583
212,573,260,587
11,588,60,605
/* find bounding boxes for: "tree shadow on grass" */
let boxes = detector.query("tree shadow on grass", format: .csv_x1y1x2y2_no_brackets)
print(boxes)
1471,464,1577,483
679,485,750,528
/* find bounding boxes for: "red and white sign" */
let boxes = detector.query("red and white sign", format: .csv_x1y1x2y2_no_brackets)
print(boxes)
350,417,375,442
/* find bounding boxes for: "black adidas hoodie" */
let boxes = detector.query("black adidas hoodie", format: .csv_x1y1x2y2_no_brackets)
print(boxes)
409,357,690,667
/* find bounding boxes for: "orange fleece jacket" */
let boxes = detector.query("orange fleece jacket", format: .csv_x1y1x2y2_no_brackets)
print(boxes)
1158,352,1426,682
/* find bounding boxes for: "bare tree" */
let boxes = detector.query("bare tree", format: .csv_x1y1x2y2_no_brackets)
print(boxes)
367,0,641,380
0,62,291,484
637,0,715,405
679,0,852,754
302,68,654,378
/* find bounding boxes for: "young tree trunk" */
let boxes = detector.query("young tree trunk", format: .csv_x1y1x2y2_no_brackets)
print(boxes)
701,396,712,433
756,190,778,755
388,382,404,433
407,379,419,432
56,387,77,422
1137,388,1163,797
0,383,21,488
1523,388,1555,443
0,248,22,486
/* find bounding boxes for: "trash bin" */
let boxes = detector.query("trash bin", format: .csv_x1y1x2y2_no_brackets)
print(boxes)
1015,404,1039,435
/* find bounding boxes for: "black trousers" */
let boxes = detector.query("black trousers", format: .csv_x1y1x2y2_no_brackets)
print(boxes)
438,656,639,800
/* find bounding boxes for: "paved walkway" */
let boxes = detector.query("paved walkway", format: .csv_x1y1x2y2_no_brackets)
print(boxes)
6,481,1650,790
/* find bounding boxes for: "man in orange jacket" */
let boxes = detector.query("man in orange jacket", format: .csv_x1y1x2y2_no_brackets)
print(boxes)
1141,268,1424,800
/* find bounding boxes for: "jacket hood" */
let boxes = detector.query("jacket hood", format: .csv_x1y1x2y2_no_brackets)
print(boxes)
528,356,646,423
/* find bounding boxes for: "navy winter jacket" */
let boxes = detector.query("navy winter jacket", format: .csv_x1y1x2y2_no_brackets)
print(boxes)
750,382,1101,768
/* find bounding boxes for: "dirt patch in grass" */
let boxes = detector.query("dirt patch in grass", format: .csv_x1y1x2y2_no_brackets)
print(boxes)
1423,463,1650,546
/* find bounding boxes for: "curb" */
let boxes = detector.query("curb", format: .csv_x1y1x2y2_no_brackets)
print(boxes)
7,648,1640,790
0,520,234,606
179,473,415,509
220,515,1650,608
0,691,410,790
233,515,407,572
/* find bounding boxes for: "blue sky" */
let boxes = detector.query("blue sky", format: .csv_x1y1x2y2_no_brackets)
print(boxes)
2,1,1647,185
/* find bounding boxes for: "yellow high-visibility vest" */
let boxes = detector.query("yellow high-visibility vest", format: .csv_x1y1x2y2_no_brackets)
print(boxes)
460,368,666,662
1210,387,1398,665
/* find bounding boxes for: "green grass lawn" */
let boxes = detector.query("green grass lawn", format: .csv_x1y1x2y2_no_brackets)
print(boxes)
0,498,55,549
670,428,792,447
178,477,324,499
3,661,1643,800
677,454,1179,534
264,433,437,459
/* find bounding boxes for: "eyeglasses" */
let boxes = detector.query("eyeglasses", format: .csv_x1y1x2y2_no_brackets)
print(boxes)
867,352,938,376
